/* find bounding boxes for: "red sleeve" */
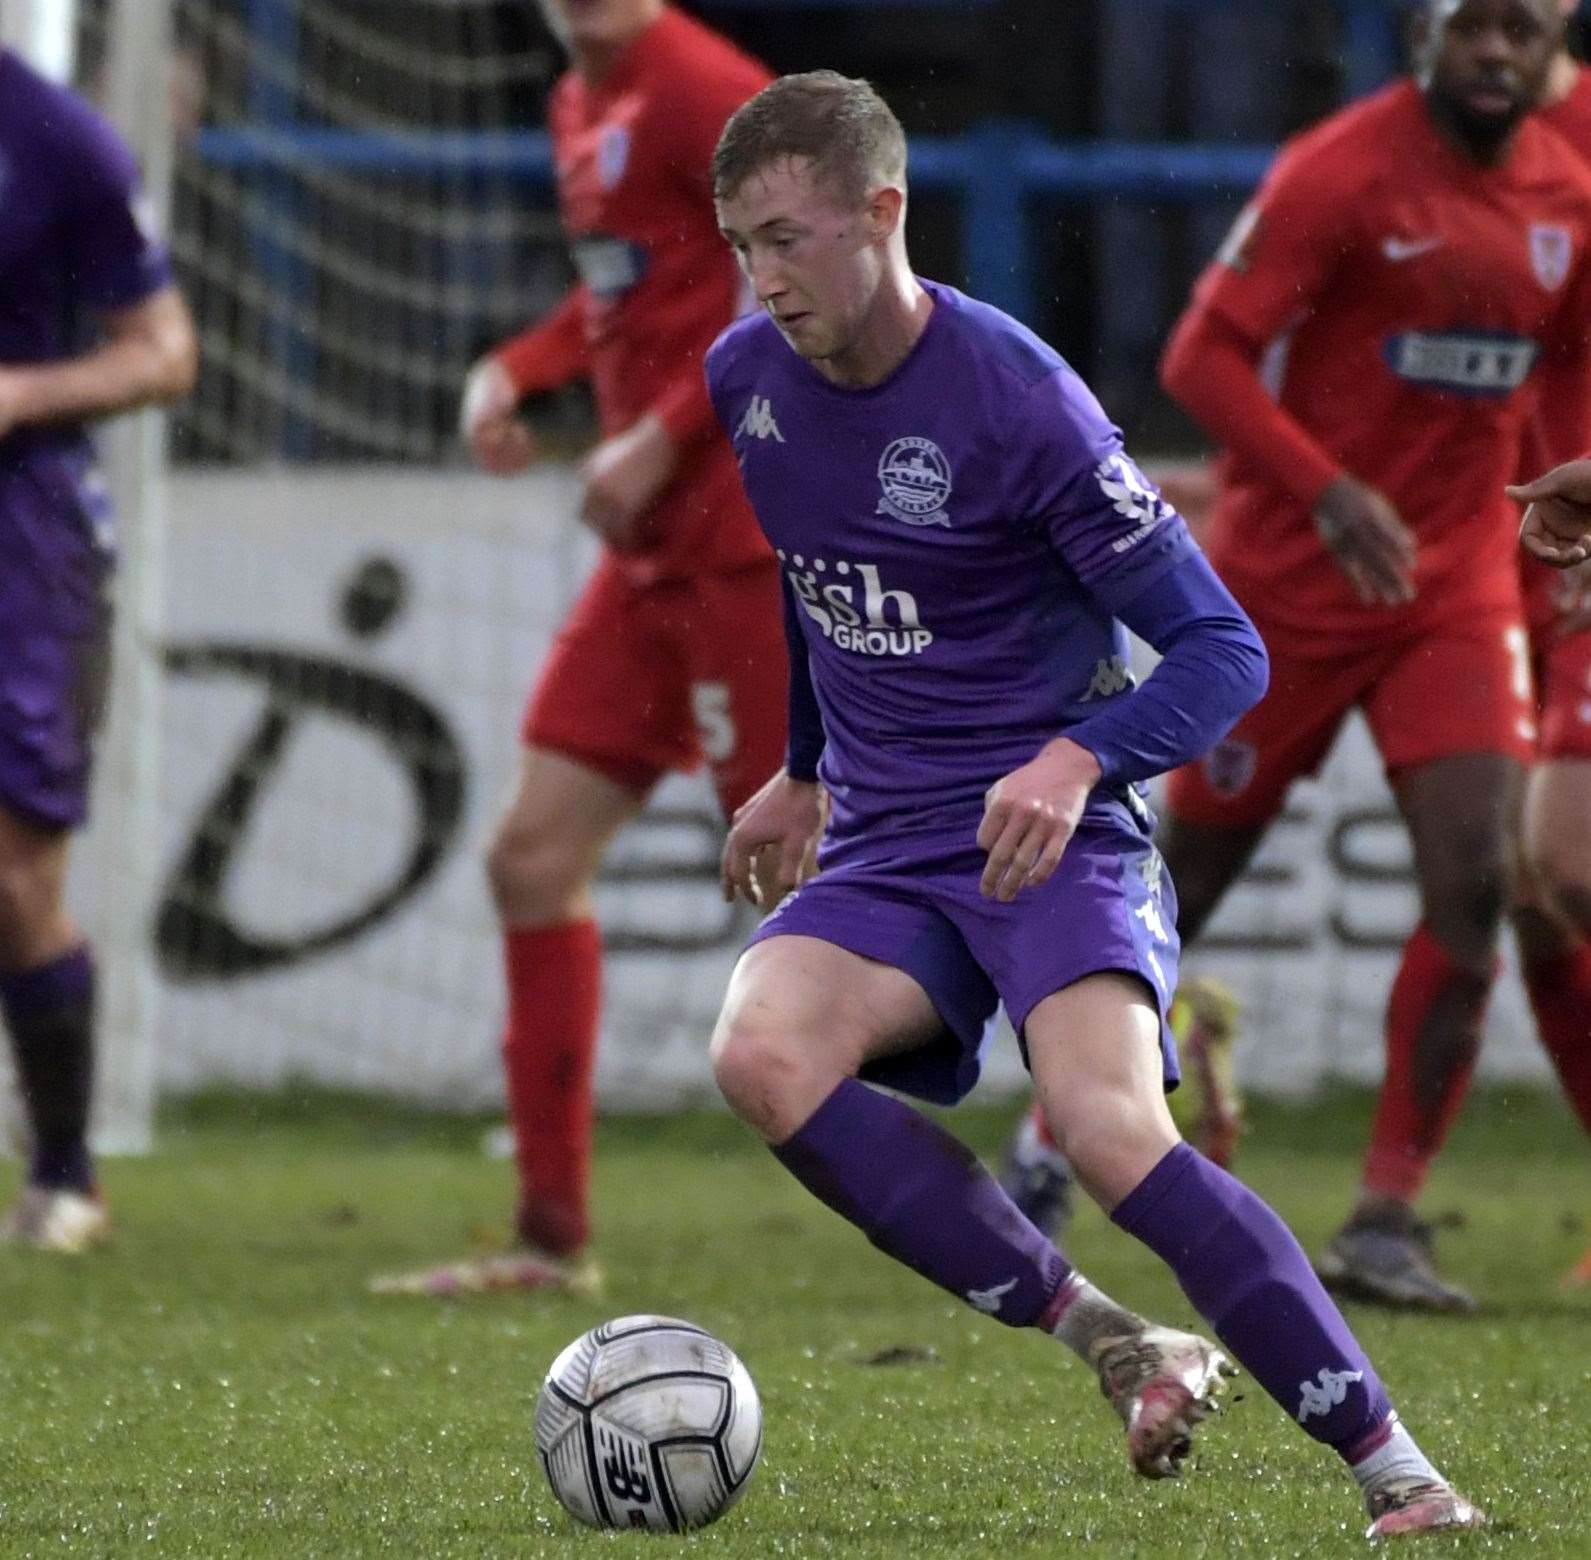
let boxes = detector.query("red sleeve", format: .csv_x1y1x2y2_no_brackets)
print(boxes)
491,286,591,398
1160,139,1361,508
1160,306,1343,509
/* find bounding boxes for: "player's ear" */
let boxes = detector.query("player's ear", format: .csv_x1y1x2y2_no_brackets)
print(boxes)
868,185,905,243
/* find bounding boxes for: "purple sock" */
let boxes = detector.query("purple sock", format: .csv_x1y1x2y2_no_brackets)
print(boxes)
0,946,97,1193
773,1079,1071,1326
1112,1142,1394,1462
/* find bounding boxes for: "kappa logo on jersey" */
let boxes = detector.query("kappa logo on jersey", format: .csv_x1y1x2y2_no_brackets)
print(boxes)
1097,454,1173,553
737,395,785,442
1296,1367,1364,1425
877,436,952,527
777,550,934,657
1530,222,1573,292
1080,655,1135,701
1383,331,1539,396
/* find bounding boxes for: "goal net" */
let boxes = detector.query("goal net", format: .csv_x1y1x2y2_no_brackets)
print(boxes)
57,2,1551,1153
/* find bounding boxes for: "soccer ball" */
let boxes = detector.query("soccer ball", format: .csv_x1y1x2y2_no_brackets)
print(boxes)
534,1314,763,1533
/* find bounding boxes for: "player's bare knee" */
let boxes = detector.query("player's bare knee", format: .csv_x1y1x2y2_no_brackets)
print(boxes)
484,818,590,922
710,1022,802,1129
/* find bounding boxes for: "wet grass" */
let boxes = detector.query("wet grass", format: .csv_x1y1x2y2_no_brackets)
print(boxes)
0,1086,1584,1556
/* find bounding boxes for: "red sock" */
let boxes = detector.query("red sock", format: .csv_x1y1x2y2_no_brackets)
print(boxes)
1362,925,1495,1202
1522,943,1591,1138
501,919,602,1257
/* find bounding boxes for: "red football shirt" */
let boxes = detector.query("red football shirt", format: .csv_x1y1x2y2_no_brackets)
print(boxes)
1182,82,1591,646
493,7,771,584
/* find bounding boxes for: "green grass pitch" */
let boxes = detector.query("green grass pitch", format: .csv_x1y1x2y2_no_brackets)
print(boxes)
0,1086,1585,1556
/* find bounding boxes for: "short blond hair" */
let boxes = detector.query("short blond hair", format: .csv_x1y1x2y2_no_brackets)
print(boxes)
713,71,907,208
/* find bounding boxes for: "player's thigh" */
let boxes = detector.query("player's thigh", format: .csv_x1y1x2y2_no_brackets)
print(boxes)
1523,758,1591,932
520,557,692,800
1024,971,1179,1209
491,744,645,878
670,559,789,817
711,933,945,1138
1371,619,1531,935
0,801,72,946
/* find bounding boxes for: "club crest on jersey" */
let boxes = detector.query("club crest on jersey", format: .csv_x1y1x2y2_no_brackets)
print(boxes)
877,436,952,527
1530,223,1572,291
597,126,630,190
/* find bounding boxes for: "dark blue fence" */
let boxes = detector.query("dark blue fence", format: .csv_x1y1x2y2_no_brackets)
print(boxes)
202,1,1576,450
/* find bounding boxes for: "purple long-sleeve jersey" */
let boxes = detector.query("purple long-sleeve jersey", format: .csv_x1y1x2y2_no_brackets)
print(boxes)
707,279,1265,853
0,49,174,483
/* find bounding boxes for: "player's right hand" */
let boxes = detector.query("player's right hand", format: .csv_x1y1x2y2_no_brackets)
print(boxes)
460,356,537,475
1510,460,1591,568
1312,475,1416,606
721,771,825,908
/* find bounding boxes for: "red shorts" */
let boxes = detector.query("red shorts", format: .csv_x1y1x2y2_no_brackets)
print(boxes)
522,553,787,817
1167,611,1537,829
1536,627,1591,762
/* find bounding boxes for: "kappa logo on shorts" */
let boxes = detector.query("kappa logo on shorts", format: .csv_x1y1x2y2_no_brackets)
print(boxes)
877,436,953,527
1203,738,1257,797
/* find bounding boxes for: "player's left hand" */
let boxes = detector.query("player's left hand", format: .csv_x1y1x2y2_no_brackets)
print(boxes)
579,413,679,549
977,737,1102,902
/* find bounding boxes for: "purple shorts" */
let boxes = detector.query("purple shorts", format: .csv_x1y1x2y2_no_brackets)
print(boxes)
747,805,1181,1105
0,456,114,831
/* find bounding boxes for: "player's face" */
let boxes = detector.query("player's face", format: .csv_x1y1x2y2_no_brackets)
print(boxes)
1421,0,1561,137
536,0,660,54
717,158,893,367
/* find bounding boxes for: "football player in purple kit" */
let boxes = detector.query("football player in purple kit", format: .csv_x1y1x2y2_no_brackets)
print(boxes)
0,50,198,1250
704,73,1481,1538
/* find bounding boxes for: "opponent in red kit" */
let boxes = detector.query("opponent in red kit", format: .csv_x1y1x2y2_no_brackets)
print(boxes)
1157,0,1591,1311
372,0,783,1297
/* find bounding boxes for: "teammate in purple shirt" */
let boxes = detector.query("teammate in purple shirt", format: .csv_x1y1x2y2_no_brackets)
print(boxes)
0,50,197,1251
705,72,1482,1538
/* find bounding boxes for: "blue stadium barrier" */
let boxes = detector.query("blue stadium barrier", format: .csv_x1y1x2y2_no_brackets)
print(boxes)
216,0,1574,449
